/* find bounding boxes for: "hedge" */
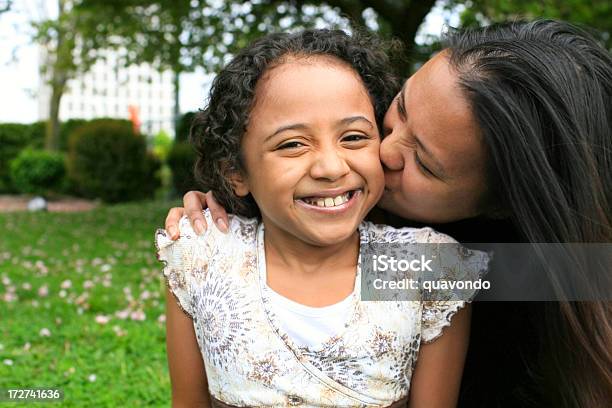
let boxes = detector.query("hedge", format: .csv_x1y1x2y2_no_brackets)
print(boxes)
67,119,160,202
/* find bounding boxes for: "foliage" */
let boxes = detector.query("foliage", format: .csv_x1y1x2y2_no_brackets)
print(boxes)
175,111,196,144
59,119,89,151
33,0,136,150
67,119,161,203
9,149,66,197
27,0,611,152
166,142,198,198
26,121,47,150
447,0,611,48
0,123,45,192
150,131,173,162
81,0,333,74
0,201,177,406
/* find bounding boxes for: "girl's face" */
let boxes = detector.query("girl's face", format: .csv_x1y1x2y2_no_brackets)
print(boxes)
379,51,490,223
234,56,384,246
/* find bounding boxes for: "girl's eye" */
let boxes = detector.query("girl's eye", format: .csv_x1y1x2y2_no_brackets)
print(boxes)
277,141,304,150
414,152,434,176
342,134,367,142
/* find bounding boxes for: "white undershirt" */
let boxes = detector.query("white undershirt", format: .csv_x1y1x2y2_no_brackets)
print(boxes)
265,285,355,350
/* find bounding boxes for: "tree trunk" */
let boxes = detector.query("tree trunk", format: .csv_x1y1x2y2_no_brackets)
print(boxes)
173,70,181,138
390,0,438,75
45,79,65,151
44,0,67,151
309,0,438,75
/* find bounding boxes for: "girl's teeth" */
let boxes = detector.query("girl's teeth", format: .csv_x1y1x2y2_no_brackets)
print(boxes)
303,192,351,207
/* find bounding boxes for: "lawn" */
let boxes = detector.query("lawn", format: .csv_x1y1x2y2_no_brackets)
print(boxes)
0,200,180,406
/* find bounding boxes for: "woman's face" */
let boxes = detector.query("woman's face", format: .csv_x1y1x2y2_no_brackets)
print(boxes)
378,51,490,224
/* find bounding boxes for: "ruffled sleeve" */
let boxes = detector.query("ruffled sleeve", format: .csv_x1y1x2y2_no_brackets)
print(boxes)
415,228,490,343
155,210,217,318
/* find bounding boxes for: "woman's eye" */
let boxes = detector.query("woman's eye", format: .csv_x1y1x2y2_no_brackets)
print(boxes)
414,152,434,176
277,141,304,150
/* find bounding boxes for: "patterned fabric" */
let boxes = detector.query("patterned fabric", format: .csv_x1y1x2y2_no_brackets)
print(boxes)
155,210,487,407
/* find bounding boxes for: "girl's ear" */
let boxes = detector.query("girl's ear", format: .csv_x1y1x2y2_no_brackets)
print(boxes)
221,160,249,197
229,172,250,197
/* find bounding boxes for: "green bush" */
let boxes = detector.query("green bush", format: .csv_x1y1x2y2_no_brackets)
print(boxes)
9,149,66,196
151,130,173,162
59,119,88,151
0,123,38,192
167,142,199,198
27,121,46,149
67,120,161,203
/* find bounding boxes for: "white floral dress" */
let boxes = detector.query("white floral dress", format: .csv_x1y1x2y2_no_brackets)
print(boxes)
155,210,486,407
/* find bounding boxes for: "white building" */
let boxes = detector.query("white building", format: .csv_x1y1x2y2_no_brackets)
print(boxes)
38,48,176,136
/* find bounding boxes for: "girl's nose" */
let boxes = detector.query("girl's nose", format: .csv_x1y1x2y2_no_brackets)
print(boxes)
310,146,350,181
380,132,405,171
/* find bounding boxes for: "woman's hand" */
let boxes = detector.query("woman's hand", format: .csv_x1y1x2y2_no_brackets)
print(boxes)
164,191,230,240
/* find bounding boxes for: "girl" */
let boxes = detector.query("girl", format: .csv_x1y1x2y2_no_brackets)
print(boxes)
166,20,612,407
156,30,486,407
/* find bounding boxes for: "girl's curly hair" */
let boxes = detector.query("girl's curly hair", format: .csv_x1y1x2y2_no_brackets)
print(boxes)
190,29,400,217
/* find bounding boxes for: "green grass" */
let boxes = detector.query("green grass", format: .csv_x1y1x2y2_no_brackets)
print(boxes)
0,200,180,407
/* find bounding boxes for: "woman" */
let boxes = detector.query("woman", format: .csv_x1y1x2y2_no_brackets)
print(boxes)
164,20,612,407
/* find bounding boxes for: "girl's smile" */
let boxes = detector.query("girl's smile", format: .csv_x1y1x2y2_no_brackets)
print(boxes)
295,188,362,213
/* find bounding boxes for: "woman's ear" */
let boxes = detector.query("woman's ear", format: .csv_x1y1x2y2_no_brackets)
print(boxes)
229,172,250,197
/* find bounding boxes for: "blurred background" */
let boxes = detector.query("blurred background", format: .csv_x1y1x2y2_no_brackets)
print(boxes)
0,0,609,406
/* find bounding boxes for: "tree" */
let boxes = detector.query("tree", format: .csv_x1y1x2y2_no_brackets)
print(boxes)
449,0,611,48
284,0,438,70
81,0,337,135
35,0,610,150
78,0,441,135
33,0,124,150
0,0,12,14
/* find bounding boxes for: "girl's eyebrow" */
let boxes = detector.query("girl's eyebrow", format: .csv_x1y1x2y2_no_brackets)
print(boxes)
265,123,308,142
265,116,373,142
338,116,374,129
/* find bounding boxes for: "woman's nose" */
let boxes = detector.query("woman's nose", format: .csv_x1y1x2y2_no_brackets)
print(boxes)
380,132,405,171
310,145,350,181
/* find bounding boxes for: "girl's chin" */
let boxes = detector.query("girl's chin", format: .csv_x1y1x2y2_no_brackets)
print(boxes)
300,227,360,247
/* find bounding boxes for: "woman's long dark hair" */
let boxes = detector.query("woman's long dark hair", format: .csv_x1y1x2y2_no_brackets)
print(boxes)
445,20,612,407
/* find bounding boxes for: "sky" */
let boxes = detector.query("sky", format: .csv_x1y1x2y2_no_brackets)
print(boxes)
0,0,460,124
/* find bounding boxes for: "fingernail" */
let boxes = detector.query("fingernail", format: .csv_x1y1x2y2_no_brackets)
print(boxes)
194,219,206,235
216,218,228,233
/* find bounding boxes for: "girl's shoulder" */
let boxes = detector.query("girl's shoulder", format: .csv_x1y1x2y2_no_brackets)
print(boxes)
156,209,260,252
360,220,459,244
155,210,261,317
